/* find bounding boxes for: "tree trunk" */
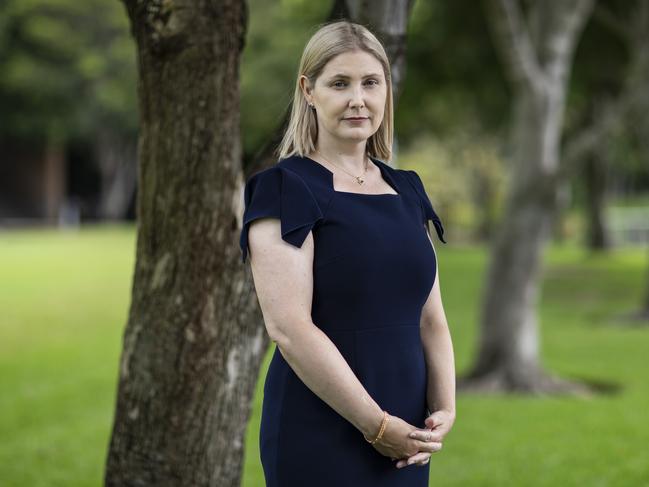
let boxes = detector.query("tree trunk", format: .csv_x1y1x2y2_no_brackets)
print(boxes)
461,0,595,394
643,245,649,312
584,152,611,250
104,2,261,486
43,133,66,224
95,128,138,221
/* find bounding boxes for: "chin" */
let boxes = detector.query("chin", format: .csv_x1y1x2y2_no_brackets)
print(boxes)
343,128,371,137
341,134,370,143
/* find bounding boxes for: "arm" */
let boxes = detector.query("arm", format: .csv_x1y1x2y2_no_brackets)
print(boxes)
247,218,384,439
419,230,456,418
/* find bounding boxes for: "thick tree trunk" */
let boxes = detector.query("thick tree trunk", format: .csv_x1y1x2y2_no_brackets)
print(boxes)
470,88,563,389
461,0,595,393
104,2,261,486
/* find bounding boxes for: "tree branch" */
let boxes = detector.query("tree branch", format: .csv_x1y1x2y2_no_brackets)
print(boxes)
483,0,545,92
560,0,648,182
541,0,595,87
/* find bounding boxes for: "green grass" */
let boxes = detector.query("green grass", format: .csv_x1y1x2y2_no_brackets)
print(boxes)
1,225,647,486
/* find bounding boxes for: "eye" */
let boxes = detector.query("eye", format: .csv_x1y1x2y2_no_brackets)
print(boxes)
331,79,380,88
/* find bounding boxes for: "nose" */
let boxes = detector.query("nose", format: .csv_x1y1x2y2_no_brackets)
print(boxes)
349,83,365,109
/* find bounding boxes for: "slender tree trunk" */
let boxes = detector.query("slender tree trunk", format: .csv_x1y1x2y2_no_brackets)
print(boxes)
43,133,66,224
104,2,261,486
95,128,138,220
461,0,595,393
643,245,649,314
584,152,611,250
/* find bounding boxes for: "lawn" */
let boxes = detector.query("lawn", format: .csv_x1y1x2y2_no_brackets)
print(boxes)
1,224,647,486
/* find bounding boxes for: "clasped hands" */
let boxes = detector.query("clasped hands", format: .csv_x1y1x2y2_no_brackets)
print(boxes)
370,409,454,468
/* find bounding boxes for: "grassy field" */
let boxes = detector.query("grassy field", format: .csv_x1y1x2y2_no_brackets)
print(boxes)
1,224,647,486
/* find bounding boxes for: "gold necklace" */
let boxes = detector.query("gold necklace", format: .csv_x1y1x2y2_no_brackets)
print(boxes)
314,150,369,185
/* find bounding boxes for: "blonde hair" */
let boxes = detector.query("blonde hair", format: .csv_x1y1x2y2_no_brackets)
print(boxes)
276,20,394,162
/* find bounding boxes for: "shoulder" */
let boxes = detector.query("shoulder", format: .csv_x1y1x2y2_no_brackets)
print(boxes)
243,160,300,183
388,164,447,244
242,161,316,201
396,167,427,193
239,162,324,263
244,157,324,190
242,162,321,213
373,161,426,199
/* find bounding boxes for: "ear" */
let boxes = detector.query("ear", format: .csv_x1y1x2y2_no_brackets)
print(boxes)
299,75,313,103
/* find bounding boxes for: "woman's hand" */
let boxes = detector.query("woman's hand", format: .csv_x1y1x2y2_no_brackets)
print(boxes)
369,414,442,462
395,409,455,468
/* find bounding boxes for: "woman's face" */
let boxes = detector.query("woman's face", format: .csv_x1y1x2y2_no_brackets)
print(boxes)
301,50,387,144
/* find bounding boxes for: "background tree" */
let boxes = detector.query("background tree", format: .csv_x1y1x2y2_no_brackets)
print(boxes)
0,0,138,219
104,1,252,485
458,0,596,394
560,0,649,251
559,0,649,322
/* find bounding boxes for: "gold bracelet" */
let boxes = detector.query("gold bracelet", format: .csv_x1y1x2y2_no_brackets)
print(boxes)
364,410,390,444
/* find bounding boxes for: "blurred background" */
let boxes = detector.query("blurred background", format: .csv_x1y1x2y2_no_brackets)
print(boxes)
1,0,648,486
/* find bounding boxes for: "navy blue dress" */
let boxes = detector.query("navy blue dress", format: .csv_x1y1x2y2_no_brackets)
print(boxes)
239,154,446,487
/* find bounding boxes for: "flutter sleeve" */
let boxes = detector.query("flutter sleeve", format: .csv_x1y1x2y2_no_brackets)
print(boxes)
405,169,447,244
239,165,324,263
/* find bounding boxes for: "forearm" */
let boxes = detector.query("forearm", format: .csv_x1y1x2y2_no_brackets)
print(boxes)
420,323,456,416
273,322,384,439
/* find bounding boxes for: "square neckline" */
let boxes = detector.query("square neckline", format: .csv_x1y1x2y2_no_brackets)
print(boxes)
301,155,401,197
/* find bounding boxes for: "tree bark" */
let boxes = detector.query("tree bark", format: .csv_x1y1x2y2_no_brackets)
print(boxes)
461,0,595,393
104,1,260,486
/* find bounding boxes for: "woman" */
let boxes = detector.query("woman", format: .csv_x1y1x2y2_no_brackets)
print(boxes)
239,20,456,487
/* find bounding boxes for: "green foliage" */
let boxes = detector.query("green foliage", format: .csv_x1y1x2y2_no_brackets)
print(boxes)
397,2,510,144
0,0,137,140
240,0,330,155
399,131,509,242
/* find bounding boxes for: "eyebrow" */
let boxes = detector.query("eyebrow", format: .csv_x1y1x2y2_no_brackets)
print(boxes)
327,73,382,80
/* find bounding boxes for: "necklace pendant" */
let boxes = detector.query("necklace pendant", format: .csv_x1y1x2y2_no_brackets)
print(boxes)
356,176,364,185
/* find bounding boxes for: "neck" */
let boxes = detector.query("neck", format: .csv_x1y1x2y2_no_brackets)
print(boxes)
314,138,368,173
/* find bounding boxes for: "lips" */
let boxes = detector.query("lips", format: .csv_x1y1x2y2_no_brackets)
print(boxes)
344,117,368,120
